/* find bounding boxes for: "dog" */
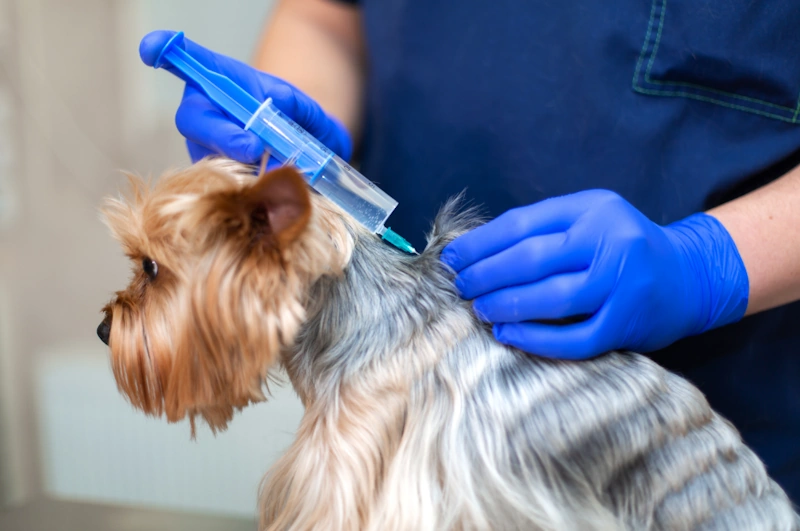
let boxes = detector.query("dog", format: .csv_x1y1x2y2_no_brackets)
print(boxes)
98,158,798,530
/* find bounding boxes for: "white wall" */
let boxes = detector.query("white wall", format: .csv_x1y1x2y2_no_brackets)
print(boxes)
115,0,279,167
0,0,313,520
0,0,13,229
36,346,302,517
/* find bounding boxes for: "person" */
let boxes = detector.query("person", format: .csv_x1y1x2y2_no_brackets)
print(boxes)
139,0,800,502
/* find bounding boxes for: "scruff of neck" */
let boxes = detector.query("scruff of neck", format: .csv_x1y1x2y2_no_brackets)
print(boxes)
282,194,482,405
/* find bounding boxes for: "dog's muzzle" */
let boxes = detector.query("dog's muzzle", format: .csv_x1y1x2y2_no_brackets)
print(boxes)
97,318,111,345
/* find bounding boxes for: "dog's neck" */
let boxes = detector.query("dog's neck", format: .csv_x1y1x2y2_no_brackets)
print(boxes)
281,195,481,406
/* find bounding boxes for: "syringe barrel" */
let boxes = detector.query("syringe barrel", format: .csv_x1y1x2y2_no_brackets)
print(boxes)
246,99,398,233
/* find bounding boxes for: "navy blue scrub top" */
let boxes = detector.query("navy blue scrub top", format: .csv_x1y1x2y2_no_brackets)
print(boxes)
335,0,800,502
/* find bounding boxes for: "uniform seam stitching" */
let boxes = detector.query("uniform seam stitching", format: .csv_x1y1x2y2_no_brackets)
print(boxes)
633,0,800,123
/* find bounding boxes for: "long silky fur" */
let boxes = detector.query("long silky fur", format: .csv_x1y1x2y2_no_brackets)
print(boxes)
265,197,799,530
101,159,799,530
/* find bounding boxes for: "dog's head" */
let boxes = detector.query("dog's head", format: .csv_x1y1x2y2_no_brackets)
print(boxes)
98,159,340,433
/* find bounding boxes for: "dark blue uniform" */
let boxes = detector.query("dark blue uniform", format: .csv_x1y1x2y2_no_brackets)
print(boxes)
337,0,800,502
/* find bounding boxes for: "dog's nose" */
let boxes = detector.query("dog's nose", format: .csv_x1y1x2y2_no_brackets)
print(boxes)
97,320,110,345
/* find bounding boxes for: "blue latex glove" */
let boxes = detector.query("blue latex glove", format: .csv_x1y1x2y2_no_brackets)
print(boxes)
139,30,352,164
441,189,749,359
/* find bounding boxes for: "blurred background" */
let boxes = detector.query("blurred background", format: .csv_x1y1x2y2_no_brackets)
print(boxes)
0,1,311,529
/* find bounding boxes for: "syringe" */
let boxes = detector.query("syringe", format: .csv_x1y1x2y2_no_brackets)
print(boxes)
152,32,416,254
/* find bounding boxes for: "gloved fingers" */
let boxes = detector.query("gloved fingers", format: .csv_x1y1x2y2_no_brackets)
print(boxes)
454,232,592,299
305,113,352,161
140,30,353,161
186,141,215,163
471,270,609,323
262,83,353,160
175,85,265,163
140,31,242,82
441,191,600,273
140,30,267,98
188,141,287,173
266,157,286,170
492,317,609,360
139,30,178,67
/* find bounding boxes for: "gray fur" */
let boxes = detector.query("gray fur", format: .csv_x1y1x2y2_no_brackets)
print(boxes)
280,197,799,530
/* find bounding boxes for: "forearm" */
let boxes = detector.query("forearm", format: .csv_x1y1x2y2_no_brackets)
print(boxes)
708,163,800,316
254,0,366,144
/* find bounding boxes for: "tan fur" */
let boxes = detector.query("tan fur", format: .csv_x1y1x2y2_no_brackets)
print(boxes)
101,160,347,434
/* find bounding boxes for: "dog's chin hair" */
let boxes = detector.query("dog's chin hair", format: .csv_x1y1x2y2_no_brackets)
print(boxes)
105,299,166,417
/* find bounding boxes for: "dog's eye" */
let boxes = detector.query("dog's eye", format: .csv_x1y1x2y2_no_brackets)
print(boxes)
142,257,158,280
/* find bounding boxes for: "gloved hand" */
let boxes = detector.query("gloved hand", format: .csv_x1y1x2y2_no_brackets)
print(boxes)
440,189,749,359
139,30,352,164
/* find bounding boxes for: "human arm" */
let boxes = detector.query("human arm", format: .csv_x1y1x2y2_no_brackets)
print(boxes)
254,0,365,143
138,0,364,163
439,165,800,359
708,163,800,315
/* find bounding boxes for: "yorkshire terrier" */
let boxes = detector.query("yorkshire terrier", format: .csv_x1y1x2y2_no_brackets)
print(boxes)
99,159,798,530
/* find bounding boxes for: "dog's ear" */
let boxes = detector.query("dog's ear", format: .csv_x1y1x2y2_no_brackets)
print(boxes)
243,166,312,248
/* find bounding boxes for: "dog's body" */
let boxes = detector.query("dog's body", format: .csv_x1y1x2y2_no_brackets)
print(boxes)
100,159,798,530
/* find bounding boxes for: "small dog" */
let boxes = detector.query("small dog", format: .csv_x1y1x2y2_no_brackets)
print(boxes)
99,159,798,530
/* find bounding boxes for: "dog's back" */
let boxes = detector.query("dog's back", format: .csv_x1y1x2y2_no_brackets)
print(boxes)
389,339,797,529
270,197,798,530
